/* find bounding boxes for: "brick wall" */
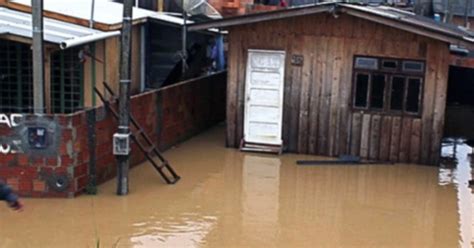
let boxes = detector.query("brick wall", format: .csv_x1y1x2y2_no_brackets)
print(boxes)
0,72,226,197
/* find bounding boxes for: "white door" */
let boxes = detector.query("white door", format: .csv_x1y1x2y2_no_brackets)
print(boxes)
244,49,285,146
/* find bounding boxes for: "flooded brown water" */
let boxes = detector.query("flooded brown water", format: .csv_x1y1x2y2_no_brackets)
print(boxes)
0,124,472,248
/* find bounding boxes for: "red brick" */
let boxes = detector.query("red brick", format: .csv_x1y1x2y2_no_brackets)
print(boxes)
31,157,45,167
19,168,38,179
17,155,29,166
56,116,71,126
75,175,88,191
54,166,69,174
61,129,73,142
71,111,86,126
18,180,32,192
74,164,88,177
46,157,58,166
59,155,74,167
33,179,46,192
59,143,69,155
6,178,19,191
73,140,81,151
0,153,16,164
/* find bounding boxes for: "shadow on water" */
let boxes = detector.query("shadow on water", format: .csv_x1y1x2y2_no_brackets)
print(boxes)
0,125,472,247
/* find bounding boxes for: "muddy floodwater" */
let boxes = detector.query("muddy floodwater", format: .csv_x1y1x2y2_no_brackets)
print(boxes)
0,125,472,247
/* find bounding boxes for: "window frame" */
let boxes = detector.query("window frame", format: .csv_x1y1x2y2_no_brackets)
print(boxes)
51,47,84,114
351,55,425,117
0,41,33,114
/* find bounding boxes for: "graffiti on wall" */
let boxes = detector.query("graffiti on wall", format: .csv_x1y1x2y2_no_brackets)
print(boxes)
0,114,24,154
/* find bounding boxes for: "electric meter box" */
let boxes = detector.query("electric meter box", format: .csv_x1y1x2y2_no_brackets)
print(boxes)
113,133,131,155
28,127,48,149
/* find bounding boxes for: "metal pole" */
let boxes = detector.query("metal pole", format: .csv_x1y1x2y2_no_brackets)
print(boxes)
32,0,45,114
464,0,470,27
116,0,133,196
181,0,187,76
90,0,95,28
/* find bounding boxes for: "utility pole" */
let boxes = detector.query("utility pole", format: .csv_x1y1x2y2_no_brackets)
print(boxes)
32,0,45,114
116,0,133,195
181,0,187,76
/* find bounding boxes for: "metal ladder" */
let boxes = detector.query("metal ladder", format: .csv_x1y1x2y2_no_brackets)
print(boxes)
94,82,181,184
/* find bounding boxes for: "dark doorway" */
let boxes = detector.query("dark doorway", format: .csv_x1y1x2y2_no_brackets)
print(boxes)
444,65,474,141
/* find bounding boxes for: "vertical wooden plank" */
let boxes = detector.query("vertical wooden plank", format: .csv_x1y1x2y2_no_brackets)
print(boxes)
317,37,331,155
379,116,392,161
350,112,362,156
282,30,294,151
297,36,313,154
226,30,239,148
236,28,249,147
288,34,304,152
105,36,120,96
389,116,402,162
369,115,381,160
420,42,439,164
338,37,354,155
360,114,371,159
131,25,141,94
399,117,413,163
430,43,449,165
410,119,422,164
328,37,344,156
308,37,323,154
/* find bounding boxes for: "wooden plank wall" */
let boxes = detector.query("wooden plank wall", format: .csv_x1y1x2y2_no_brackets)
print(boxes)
226,14,450,165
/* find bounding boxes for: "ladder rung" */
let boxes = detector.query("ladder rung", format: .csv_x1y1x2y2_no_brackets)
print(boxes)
97,82,181,185
145,147,155,154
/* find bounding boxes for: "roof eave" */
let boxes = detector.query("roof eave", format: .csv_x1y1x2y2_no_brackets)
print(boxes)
339,6,474,50
188,3,334,31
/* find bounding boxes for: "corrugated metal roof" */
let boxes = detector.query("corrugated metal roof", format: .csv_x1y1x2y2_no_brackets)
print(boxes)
433,0,474,17
0,7,120,49
10,0,191,27
344,4,474,37
188,3,474,47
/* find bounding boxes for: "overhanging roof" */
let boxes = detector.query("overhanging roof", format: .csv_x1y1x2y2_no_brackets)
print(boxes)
188,3,474,49
10,0,153,27
0,7,120,49
8,0,208,30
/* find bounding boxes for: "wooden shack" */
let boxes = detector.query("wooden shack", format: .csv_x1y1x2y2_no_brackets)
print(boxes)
189,3,474,165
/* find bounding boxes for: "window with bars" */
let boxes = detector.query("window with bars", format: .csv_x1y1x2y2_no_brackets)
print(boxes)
352,56,425,116
0,40,33,113
51,47,84,114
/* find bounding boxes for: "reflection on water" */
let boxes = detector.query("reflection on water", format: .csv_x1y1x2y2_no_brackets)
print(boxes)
0,125,471,247
440,139,473,248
